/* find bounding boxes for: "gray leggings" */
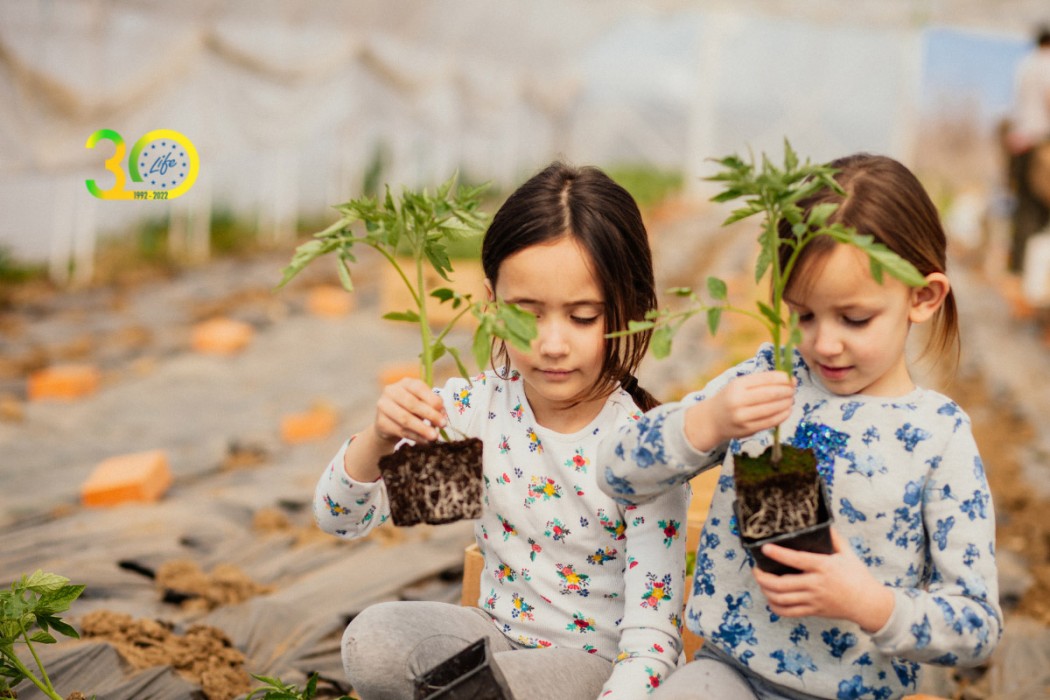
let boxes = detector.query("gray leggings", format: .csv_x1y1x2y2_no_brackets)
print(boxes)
652,644,825,700
342,600,612,700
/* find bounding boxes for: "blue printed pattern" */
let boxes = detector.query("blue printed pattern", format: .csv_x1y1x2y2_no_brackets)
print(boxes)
598,345,1002,699
314,371,690,699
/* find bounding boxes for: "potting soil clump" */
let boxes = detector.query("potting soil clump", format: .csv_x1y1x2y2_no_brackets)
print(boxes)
378,437,484,526
735,444,823,540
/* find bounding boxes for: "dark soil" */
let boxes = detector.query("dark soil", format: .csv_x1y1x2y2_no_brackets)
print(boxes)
735,443,823,540
378,437,484,526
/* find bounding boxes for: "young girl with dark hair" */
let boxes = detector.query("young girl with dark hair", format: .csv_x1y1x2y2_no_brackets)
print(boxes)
599,154,1002,700
316,162,688,699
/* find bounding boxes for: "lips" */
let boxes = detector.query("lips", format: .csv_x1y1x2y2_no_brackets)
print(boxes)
539,368,574,381
818,364,851,381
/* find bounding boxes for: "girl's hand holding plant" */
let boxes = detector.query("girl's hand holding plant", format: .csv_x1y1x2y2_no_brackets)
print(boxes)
684,370,795,453
343,377,448,483
373,377,447,445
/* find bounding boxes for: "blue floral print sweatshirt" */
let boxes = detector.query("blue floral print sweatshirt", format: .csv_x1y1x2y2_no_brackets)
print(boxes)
315,371,690,698
597,345,1002,700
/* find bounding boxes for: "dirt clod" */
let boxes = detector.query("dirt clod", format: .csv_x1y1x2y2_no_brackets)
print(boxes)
79,610,252,700
155,560,273,611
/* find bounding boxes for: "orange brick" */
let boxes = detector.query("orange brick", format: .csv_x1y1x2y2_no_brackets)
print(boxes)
280,404,339,444
306,284,354,318
378,361,421,386
191,318,253,355
81,450,172,507
27,364,101,401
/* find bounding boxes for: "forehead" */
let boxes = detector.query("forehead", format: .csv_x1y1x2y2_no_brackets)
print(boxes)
495,237,602,302
787,243,905,304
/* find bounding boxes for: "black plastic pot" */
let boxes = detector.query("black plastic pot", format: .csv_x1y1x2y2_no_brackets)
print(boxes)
413,638,513,700
734,477,833,575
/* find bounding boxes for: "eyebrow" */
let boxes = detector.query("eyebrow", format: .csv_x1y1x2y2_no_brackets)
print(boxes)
785,297,876,313
504,297,604,309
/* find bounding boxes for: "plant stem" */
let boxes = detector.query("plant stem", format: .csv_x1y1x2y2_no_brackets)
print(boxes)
416,255,435,387
1,645,62,700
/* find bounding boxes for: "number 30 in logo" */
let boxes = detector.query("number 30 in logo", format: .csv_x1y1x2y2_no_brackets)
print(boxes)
86,129,199,201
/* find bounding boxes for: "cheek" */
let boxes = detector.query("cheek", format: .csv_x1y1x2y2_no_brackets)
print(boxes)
584,326,608,360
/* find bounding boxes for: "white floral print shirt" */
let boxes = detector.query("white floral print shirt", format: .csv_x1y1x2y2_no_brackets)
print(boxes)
315,370,690,698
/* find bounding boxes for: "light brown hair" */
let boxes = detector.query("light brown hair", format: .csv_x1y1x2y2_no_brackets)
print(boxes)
778,153,960,367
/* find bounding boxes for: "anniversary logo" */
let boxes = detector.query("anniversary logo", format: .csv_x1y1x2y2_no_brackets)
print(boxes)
85,129,199,201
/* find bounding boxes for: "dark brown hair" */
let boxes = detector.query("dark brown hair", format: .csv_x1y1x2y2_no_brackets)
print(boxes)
482,162,659,410
778,153,959,367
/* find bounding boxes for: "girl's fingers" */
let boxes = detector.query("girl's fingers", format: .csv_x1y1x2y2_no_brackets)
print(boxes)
390,381,448,424
375,382,448,442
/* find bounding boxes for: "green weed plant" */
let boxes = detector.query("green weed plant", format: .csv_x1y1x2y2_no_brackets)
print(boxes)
0,571,86,700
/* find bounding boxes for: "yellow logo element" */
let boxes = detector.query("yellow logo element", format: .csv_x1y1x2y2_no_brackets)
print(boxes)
85,129,199,200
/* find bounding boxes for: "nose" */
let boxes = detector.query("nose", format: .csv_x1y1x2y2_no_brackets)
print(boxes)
537,319,569,358
811,321,843,357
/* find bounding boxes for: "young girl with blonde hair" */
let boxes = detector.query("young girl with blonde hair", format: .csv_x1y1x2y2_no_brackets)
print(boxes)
599,154,1002,700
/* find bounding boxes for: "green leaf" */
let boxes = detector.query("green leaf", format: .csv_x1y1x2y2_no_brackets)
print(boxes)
430,341,447,364
706,276,727,301
0,621,21,642
807,202,839,229
382,311,421,323
424,244,453,282
24,572,69,595
757,301,783,328
29,631,56,645
40,616,78,640
472,322,493,371
783,138,799,172
706,307,722,336
650,326,673,359
754,246,771,283
446,346,472,380
304,673,319,699
430,287,455,302
710,188,743,203
668,287,695,297
336,256,355,292
866,245,926,287
497,303,538,350
723,205,762,226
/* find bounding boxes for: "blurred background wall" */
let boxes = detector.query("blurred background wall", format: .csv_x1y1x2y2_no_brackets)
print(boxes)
0,0,1045,283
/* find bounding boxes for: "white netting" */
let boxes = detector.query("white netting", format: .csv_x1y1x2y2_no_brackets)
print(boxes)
0,0,1043,281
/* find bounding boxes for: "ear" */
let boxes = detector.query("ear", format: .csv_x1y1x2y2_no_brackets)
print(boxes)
484,278,495,303
908,272,950,323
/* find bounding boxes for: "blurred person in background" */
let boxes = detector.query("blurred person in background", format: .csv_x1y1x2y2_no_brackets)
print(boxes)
1005,24,1050,275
